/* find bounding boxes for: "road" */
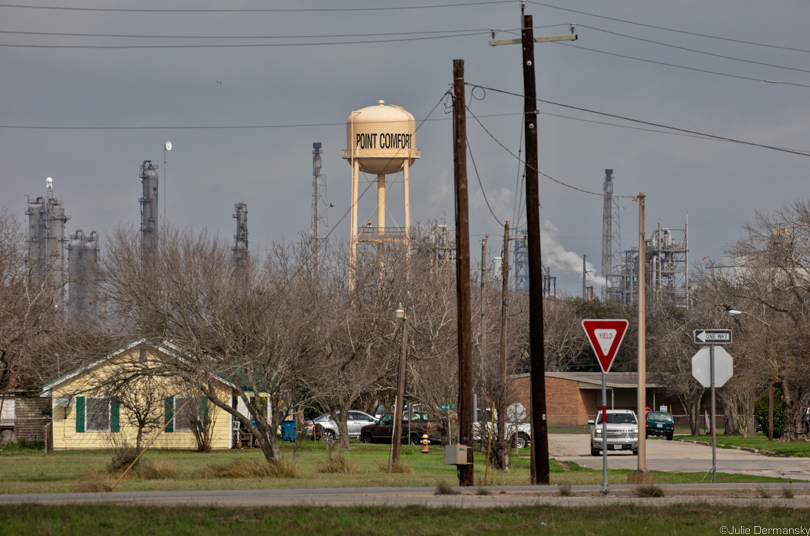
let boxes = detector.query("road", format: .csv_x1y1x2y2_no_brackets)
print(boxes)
549,434,810,481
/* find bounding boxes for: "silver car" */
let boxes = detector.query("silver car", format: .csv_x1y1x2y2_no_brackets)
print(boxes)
303,410,376,441
589,409,639,456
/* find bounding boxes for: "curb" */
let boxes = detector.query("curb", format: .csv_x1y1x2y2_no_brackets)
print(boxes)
673,438,789,457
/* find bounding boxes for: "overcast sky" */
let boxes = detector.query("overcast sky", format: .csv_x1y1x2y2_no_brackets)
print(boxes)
3,0,809,296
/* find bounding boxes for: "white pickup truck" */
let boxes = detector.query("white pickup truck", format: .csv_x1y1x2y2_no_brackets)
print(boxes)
474,407,532,449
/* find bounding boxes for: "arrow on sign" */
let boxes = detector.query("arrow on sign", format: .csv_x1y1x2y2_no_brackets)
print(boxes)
582,319,630,374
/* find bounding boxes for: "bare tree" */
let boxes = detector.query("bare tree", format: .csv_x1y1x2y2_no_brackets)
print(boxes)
100,225,316,462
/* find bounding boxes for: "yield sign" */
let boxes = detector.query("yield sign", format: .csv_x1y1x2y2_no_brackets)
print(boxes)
582,319,630,373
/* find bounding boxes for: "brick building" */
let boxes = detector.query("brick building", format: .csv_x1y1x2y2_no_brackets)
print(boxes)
510,372,684,425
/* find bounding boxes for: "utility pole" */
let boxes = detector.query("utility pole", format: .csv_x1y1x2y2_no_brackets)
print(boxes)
490,11,576,486
480,236,487,393
582,254,587,300
498,219,510,469
452,59,474,486
630,192,653,483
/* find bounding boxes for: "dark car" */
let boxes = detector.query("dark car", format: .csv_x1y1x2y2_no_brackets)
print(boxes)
360,411,433,445
646,410,675,440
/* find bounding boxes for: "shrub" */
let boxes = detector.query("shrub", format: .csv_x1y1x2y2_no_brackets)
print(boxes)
375,460,413,474
317,454,359,474
203,459,300,479
435,480,459,495
755,389,784,438
634,484,664,498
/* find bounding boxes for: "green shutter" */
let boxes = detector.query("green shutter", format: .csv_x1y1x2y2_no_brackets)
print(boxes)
75,396,85,433
165,397,174,432
201,396,209,427
110,398,120,433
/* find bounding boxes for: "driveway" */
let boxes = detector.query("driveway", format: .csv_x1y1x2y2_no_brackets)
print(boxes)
550,433,810,481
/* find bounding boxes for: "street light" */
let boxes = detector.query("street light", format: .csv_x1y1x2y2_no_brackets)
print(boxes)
729,309,774,440
391,304,408,466
728,310,769,325
164,140,172,224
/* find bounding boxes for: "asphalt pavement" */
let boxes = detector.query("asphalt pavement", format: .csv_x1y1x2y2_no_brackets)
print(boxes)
549,433,810,482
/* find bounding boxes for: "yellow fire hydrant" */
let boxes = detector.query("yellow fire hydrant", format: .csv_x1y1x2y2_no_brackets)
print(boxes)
421,434,430,453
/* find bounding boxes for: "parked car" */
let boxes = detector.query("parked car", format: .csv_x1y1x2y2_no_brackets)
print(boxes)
360,411,435,445
473,408,531,449
589,409,639,456
646,410,675,440
303,410,376,441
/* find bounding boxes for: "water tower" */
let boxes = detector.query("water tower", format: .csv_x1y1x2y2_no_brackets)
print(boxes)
342,100,420,287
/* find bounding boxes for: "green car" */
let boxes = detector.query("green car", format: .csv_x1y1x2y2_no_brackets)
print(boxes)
646,411,675,440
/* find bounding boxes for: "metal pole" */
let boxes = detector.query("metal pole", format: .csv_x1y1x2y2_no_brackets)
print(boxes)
522,13,550,486
601,372,608,493
392,314,408,464
582,254,587,300
710,344,717,483
453,59,474,486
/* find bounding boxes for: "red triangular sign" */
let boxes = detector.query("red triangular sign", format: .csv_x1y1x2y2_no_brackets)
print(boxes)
582,319,630,373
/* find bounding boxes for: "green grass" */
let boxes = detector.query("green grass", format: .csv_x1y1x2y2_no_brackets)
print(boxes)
679,432,810,457
0,439,795,495
0,504,807,536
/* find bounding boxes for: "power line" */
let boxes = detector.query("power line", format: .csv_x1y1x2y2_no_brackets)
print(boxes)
474,82,810,157
0,31,489,49
579,24,810,75
466,135,503,227
465,105,637,199
0,1,515,13
527,1,810,54
0,27,493,40
557,42,810,89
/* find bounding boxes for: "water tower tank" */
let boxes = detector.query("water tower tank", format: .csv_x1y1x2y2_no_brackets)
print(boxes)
345,100,419,175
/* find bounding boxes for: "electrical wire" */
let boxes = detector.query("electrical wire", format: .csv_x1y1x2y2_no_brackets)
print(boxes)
465,104,637,199
578,24,810,75
0,25,569,40
466,135,503,227
0,31,489,49
0,1,516,13
557,42,810,89
470,83,810,157
527,1,810,54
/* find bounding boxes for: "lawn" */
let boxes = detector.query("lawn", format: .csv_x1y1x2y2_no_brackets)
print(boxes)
0,438,793,495
0,503,808,536
679,432,810,457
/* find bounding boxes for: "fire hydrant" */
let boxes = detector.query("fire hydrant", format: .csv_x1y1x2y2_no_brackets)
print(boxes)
421,434,430,453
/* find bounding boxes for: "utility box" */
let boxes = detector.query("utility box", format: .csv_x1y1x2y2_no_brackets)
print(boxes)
444,444,469,465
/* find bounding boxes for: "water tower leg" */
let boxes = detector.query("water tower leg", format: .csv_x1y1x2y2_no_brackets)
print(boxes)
349,161,359,291
377,173,386,277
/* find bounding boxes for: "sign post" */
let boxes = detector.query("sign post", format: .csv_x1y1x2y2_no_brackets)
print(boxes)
692,330,733,484
582,319,630,494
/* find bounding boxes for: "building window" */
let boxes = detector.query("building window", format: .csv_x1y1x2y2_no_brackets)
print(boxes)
75,396,119,433
165,396,204,433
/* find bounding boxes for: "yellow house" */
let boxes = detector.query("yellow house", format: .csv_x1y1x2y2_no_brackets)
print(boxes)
40,339,268,450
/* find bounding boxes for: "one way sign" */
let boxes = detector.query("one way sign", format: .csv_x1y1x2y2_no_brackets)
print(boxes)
693,329,732,345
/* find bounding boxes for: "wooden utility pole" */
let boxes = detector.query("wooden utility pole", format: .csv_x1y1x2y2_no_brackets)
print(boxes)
490,12,576,486
480,236,487,386
453,58,474,486
520,16,549,485
391,309,408,465
634,192,651,480
498,219,510,469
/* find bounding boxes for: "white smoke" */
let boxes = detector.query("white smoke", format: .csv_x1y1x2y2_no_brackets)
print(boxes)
541,220,609,289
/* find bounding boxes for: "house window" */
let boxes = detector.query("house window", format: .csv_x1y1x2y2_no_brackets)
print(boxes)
75,396,119,433
165,396,206,433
